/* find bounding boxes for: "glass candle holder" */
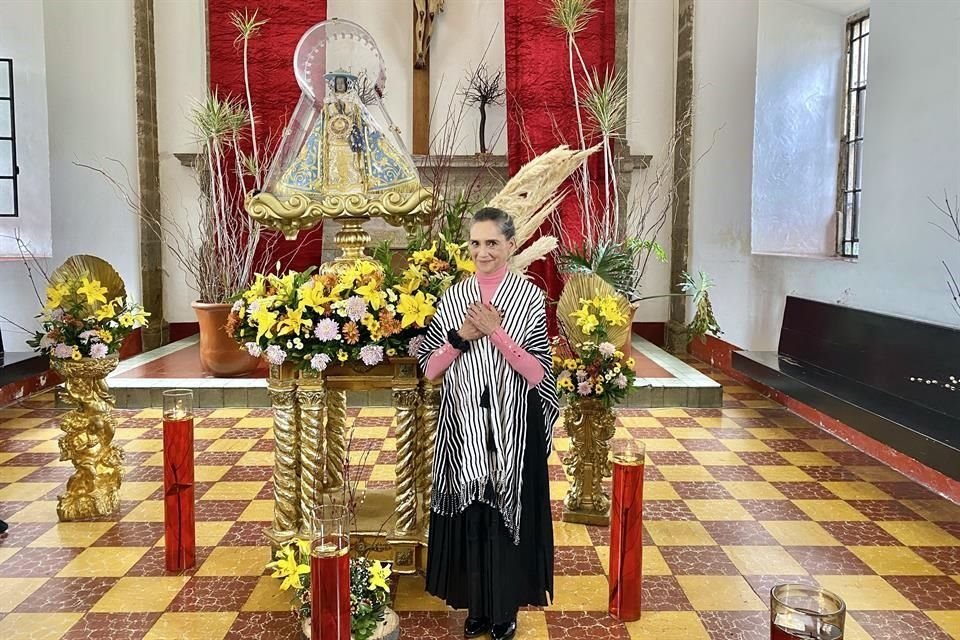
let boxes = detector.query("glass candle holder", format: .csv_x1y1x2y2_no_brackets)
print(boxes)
608,439,646,621
770,584,845,640
162,389,196,571
310,504,351,640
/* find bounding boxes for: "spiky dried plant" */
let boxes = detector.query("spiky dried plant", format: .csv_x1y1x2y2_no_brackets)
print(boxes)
929,191,960,318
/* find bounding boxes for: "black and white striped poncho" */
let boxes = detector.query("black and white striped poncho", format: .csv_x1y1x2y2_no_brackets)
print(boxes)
417,271,559,544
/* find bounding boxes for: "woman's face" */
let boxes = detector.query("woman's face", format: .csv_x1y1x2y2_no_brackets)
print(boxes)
469,220,516,275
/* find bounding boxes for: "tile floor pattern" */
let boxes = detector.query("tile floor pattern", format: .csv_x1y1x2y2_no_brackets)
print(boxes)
0,368,958,639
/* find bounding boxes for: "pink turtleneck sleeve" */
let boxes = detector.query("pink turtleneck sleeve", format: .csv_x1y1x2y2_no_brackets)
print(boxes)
424,264,545,387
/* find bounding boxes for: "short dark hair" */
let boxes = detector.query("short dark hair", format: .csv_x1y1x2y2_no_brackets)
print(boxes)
472,207,516,241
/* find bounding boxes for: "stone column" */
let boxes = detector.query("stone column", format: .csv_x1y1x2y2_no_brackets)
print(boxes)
133,0,167,350
666,0,696,354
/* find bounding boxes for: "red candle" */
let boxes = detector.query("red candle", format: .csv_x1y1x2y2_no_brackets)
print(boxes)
162,389,196,572
609,440,645,621
310,505,351,640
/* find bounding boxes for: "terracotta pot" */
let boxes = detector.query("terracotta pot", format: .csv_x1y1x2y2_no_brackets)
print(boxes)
191,301,260,377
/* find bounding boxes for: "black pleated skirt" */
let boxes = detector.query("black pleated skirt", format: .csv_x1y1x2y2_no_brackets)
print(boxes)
424,390,554,624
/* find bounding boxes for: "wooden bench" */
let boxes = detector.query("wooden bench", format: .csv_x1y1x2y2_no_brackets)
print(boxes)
733,296,960,481
0,329,47,389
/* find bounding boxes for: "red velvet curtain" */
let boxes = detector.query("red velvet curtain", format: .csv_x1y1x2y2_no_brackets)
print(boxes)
207,0,328,273
504,0,616,330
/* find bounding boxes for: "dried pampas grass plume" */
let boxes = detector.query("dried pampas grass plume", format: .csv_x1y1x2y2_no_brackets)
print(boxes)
489,144,598,272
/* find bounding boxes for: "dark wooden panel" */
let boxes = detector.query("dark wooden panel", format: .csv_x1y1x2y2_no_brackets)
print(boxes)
779,297,960,420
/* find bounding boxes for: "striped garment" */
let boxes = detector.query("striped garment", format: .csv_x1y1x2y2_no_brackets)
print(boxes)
417,271,559,543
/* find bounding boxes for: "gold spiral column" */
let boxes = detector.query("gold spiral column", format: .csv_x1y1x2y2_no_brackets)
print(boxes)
296,372,326,534
393,387,420,536
562,398,617,526
265,364,300,544
324,389,348,493
416,381,440,531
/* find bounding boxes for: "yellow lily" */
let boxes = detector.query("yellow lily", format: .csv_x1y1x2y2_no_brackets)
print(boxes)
276,306,313,337
95,301,117,321
396,291,436,328
355,282,387,311
411,241,437,266
250,304,279,341
368,560,392,591
77,278,108,307
267,547,310,591
45,283,71,310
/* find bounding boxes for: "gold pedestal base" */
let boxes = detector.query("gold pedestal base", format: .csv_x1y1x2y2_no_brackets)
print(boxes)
562,399,616,528
562,505,611,526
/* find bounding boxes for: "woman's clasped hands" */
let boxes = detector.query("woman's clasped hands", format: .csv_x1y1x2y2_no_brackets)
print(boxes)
459,303,502,340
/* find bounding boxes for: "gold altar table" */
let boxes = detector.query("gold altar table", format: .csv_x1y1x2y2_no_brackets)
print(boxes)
264,358,439,574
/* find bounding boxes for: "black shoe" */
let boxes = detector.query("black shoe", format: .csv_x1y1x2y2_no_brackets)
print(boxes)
0,520,7,534
491,619,517,640
464,616,490,638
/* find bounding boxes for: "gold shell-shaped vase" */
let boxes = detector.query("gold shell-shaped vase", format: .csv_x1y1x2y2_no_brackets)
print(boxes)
50,255,127,301
557,273,633,348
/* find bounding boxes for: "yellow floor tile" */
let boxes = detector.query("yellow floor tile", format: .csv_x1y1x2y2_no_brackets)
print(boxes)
515,610,549,639
242,576,298,611
848,546,944,575
354,427,390,440
779,452,839,467
684,500,754,521
124,439,164,452
552,439,570,453
642,546,673,576
806,439,853,452
821,481,891,500
676,576,766,610
723,546,807,576
118,499,162,521
595,545,610,575
199,481,265,501
640,439,686,452
207,408,252,418
0,452,16,464
926,611,960,639
666,427,713,440
369,465,399,482
8,427,60,441
235,417,273,429
724,439,773,452
619,416,663,428
723,409,762,418
690,451,746,466
0,482,59,501
657,466,715,482
120,481,162,501
547,575,610,610
193,466,230,482
57,547,150,577
847,465,905,482
0,577,46,612
28,522,114,547
644,481,682,500
814,575,917,610
0,613,83,640
5,501,60,522
360,407,395,418
193,428,230,440
753,466,814,482
552,521,593,546
142,452,165,467
143,612,238,640
237,451,276,467
0,548,18,565
745,428,794,440
133,408,163,419
549,481,570,501
92,576,191,612
902,499,960,522
648,408,690,418
625,611,711,640
720,482,787,500
761,522,840,546
114,428,150,441
239,500,275,522
0,466,38,483
645,521,716,546
792,500,870,522
878,521,960,546
393,575,448,611
196,521,235,547
196,546,271,577
26,440,61,453
0,418,51,429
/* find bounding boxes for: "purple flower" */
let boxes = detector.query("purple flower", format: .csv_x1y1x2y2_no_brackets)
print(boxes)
89,343,109,359
615,374,628,389
264,345,287,366
576,369,589,382
314,318,341,342
359,344,384,366
310,353,331,372
598,342,616,357
52,343,73,359
344,296,368,322
577,381,593,396
244,342,262,357
407,334,426,357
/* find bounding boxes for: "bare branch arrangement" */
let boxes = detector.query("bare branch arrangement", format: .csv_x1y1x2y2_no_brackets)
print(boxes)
929,191,960,318
459,63,505,154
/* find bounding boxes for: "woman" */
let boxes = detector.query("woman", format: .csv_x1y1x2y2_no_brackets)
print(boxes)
417,207,559,640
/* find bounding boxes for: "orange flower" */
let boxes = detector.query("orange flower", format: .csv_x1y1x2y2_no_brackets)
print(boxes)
378,310,402,337
342,321,360,344
429,258,450,273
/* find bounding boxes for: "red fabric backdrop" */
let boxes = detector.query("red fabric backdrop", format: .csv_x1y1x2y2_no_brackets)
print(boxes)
504,0,616,329
207,0,328,273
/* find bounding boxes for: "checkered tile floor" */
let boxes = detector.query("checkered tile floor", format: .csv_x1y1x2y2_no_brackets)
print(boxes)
0,364,958,640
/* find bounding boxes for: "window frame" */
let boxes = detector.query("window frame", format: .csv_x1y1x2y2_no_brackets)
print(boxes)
836,10,869,258
0,58,19,219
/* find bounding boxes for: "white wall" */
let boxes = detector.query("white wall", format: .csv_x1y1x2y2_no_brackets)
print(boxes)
0,1,52,349
752,0,844,256
691,0,960,351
